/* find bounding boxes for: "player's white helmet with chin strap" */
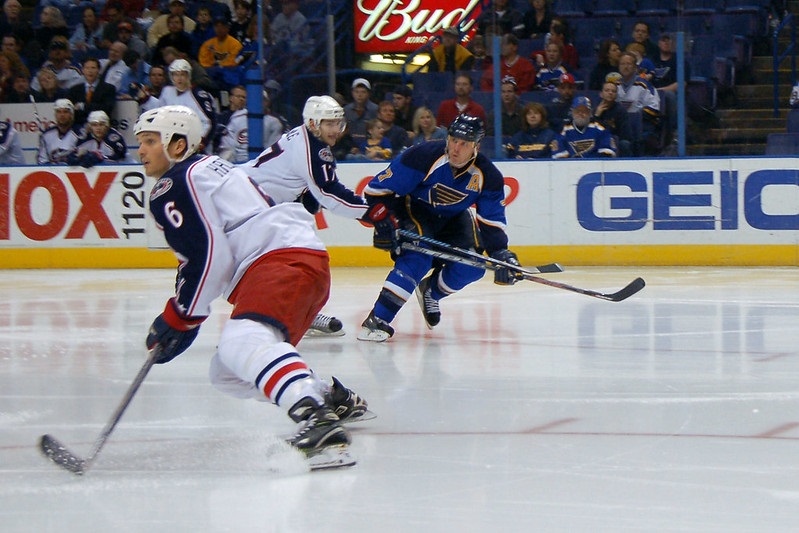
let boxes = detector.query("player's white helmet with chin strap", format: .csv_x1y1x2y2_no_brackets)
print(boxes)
134,105,202,163
303,95,345,137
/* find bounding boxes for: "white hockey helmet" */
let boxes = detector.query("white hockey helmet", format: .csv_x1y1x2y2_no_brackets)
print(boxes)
133,105,202,163
87,110,109,125
54,98,74,112
302,95,345,135
168,58,192,80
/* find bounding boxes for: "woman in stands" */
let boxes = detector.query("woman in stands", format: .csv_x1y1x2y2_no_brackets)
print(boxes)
522,0,553,40
506,101,555,159
588,39,622,91
411,106,447,145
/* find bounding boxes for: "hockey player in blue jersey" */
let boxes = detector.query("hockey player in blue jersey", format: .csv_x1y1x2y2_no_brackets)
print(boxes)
135,105,369,469
552,96,617,159
357,114,522,342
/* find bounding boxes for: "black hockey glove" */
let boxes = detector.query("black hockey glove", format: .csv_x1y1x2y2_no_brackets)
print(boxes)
490,249,523,285
78,151,104,168
364,203,399,252
146,298,204,364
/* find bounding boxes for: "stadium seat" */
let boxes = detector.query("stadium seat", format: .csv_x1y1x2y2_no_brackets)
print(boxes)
682,0,723,15
765,133,799,155
592,0,634,17
786,110,799,133
635,0,673,17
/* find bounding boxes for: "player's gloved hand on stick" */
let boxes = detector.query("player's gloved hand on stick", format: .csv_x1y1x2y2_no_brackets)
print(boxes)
146,298,205,364
66,152,80,166
364,203,399,252
490,249,523,285
79,151,104,168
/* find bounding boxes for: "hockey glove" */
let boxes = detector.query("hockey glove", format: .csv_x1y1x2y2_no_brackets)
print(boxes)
490,249,523,285
146,298,205,364
79,151,104,168
364,203,399,252
66,152,80,166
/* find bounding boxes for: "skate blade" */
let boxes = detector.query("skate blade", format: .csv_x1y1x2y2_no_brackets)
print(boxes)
356,327,391,342
303,327,346,338
341,409,377,424
306,445,356,471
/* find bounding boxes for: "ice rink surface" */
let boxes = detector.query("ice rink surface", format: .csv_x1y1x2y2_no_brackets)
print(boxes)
1,266,798,532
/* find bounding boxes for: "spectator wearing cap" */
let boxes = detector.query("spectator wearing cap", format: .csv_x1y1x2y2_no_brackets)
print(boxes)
70,110,128,167
588,39,622,91
191,6,215,57
67,56,117,126
506,102,556,159
344,77,378,147
152,14,194,66
553,96,616,158
69,6,105,56
37,98,81,164
436,72,487,129
116,20,149,61
544,72,577,133
535,41,570,91
487,76,525,138
31,37,84,92
99,2,137,51
615,51,661,155
199,16,244,90
428,26,474,74
391,84,416,137
480,33,535,92
147,0,196,48
475,0,524,38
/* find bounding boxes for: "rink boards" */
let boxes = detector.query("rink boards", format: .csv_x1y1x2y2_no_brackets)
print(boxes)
0,157,797,268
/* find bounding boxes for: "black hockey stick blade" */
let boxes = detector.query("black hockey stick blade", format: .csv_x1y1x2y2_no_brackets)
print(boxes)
39,434,87,475
518,273,646,302
606,276,646,302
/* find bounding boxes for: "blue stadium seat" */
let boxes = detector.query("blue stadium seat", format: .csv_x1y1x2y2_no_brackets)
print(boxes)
765,133,799,155
682,0,723,15
724,0,769,14
592,0,634,17
635,0,673,16
710,12,766,38
411,72,454,109
672,14,714,35
787,110,799,133
552,0,591,18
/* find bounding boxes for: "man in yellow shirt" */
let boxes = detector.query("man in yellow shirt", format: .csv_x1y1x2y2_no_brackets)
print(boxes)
198,16,243,90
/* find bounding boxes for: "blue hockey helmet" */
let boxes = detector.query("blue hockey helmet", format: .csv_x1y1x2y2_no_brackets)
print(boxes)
448,114,485,144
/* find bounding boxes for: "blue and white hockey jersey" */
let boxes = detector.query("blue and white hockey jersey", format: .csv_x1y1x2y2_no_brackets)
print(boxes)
75,126,128,162
0,121,25,165
37,124,81,164
553,121,617,158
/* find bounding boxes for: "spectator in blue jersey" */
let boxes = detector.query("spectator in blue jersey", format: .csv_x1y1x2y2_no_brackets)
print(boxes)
358,114,522,342
505,101,556,159
535,41,570,91
553,96,617,158
69,110,129,167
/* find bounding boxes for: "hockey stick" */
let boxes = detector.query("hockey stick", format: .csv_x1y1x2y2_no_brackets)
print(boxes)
399,241,645,302
39,348,159,475
396,228,564,274
29,95,47,133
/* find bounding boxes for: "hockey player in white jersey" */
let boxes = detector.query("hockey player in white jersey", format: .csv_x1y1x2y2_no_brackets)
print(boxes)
215,85,248,163
135,105,369,469
142,59,216,153
0,118,25,165
242,95,397,336
69,110,129,167
37,98,81,164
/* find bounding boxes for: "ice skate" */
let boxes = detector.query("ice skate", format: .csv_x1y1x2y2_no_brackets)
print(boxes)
304,313,345,337
326,376,375,423
415,275,441,329
287,397,355,470
356,311,394,342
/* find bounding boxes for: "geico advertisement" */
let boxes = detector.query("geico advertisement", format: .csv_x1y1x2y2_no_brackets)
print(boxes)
0,158,797,248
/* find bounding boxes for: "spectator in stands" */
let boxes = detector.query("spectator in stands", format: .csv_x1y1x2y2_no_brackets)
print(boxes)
628,21,657,61
70,7,105,57
161,46,217,93
615,51,661,156
475,0,524,38
116,21,149,61
262,89,288,146
392,84,415,138
487,75,525,137
152,14,194,65
37,98,81,164
68,57,117,126
191,6,215,57
651,33,688,149
0,114,22,163
30,7,71,67
99,2,135,51
376,100,409,153
130,64,167,111
147,0,196,49
0,49,25,99
5,72,33,103
1,33,21,58
480,33,535,92
70,110,128,166
270,0,312,58
535,42,569,91
437,72,487,128
350,118,392,161
553,96,616,158
31,37,84,92
539,17,578,71
588,39,621,91
506,101,555,159
467,34,488,71
229,0,253,44
343,77,377,147
428,26,474,73
215,84,248,162
99,0,152,20
198,15,243,90
592,80,632,157
0,0,32,50
97,42,132,95
31,68,68,102
411,106,447,145
264,78,298,127
522,0,553,40
545,72,576,133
